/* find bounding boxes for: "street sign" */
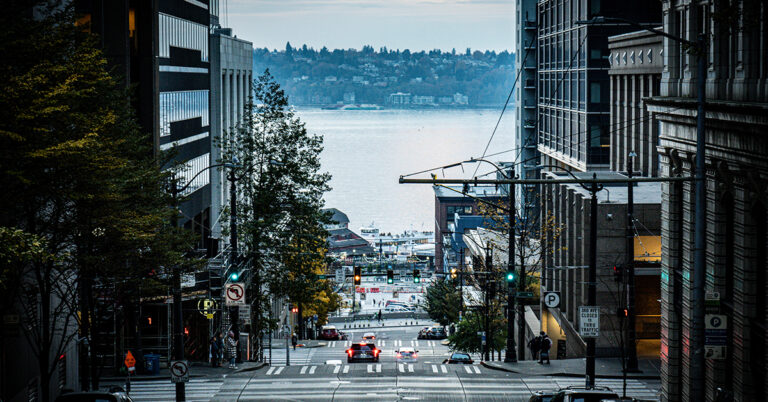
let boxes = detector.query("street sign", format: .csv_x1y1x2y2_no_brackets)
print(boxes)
579,306,600,338
170,360,189,383
225,283,246,305
335,268,345,283
705,314,727,359
544,292,561,308
197,298,218,319
240,304,252,324
124,351,136,372
518,291,534,298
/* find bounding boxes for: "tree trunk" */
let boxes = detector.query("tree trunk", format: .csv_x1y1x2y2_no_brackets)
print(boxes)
40,274,51,402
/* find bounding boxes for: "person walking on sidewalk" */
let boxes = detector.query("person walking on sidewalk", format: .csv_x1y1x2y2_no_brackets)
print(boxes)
291,333,298,350
538,332,552,364
210,331,221,367
527,334,541,361
227,331,238,369
216,332,225,366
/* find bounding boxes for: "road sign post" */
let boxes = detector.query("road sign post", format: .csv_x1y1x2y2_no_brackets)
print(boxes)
225,283,246,305
544,292,561,309
704,314,727,359
579,306,600,338
170,360,190,383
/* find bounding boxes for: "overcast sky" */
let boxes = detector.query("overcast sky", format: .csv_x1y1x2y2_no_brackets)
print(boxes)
223,0,516,53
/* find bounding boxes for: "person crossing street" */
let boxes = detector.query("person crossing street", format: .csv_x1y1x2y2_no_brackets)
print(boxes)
538,331,552,364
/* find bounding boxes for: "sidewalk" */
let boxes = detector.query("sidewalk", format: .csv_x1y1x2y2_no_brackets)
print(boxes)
481,358,660,380
101,361,267,382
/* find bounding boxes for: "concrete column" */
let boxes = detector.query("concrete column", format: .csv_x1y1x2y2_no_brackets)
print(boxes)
223,70,230,136
229,71,236,133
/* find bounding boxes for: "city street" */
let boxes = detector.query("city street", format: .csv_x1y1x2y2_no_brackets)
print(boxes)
108,322,661,401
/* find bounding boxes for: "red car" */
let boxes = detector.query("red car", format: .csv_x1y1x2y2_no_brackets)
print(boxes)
320,325,341,340
346,342,381,363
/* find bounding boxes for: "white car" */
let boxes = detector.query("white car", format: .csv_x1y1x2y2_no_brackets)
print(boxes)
362,332,376,340
395,347,418,361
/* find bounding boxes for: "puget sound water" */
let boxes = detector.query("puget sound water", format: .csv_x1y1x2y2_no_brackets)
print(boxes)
295,107,516,235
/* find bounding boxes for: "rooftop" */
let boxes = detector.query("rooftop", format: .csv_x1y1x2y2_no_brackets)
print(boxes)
433,185,506,199
542,171,661,204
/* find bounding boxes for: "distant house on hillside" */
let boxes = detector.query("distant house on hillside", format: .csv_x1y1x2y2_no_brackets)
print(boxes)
324,76,337,83
412,95,435,105
322,208,375,257
453,93,469,105
387,92,411,105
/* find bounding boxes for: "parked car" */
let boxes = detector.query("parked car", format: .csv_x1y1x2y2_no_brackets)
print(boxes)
395,347,419,361
549,386,619,402
56,387,133,402
426,326,447,339
338,330,349,340
320,325,341,340
445,352,474,364
362,332,376,340
346,342,381,363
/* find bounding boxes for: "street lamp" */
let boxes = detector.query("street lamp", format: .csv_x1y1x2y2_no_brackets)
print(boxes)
463,158,519,363
576,16,707,396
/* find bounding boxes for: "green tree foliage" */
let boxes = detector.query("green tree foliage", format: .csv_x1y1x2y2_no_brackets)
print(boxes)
447,311,506,356
424,278,462,326
222,70,334,347
0,2,195,397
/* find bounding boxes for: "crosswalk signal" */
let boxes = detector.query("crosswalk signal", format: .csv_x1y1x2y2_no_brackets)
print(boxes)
387,269,394,284
450,268,458,279
354,266,362,285
413,269,420,283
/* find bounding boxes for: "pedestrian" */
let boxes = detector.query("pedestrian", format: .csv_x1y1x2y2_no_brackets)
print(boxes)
227,331,238,369
538,331,552,364
377,309,382,322
291,333,298,350
216,332,225,366
527,334,541,361
210,331,220,367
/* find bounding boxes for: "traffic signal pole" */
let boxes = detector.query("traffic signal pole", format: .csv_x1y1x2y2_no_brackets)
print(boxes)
586,174,600,389
505,169,518,362
625,157,639,371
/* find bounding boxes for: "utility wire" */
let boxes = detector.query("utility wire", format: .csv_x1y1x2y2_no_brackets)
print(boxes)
472,35,538,178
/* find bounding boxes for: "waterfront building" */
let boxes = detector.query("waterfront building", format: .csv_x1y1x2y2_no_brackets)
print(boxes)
644,1,768,400
515,0,539,218
387,92,412,105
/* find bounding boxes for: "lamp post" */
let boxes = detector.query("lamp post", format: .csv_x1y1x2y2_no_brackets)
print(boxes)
463,158,518,362
576,17,706,396
169,162,236,401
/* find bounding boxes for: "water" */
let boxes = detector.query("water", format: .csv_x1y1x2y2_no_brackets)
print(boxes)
296,108,516,234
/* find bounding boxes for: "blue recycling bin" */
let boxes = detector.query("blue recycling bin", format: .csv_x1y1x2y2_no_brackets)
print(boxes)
144,354,160,375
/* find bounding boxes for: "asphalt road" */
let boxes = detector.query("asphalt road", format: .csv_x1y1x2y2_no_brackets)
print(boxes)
114,323,662,401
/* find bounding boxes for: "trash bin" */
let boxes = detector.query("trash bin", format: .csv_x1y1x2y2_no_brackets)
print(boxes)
144,354,160,375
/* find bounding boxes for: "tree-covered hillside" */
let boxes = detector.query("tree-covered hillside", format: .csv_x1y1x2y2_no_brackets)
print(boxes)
253,44,515,108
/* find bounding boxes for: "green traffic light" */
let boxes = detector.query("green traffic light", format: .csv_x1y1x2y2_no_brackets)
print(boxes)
414,277,420,283
230,272,239,281
387,278,394,284
506,272,516,282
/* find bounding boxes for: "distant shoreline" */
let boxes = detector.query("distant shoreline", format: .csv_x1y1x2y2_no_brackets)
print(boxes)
292,104,515,110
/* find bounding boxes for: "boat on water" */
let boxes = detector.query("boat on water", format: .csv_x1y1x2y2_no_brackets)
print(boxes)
359,223,434,259
320,104,383,111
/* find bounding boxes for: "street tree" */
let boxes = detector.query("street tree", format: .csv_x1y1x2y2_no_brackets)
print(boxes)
221,70,333,354
424,278,462,326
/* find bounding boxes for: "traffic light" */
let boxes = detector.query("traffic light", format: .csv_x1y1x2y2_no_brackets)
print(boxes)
413,269,420,283
613,264,624,283
617,307,628,318
354,266,361,285
387,269,394,284
450,268,458,279
505,270,517,284
291,305,299,313
229,271,239,281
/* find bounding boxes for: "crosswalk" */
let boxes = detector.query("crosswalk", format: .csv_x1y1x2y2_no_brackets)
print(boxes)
118,378,223,401
262,363,484,377
326,340,440,348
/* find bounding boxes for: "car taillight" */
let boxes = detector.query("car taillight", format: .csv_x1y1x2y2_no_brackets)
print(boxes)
347,349,353,356
373,349,380,356
396,352,401,358
413,353,418,358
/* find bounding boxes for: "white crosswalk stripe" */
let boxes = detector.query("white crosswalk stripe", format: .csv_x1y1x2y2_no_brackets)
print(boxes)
408,364,414,372
300,366,308,374
266,366,275,375
399,363,405,373
367,364,373,373
274,366,284,375
309,366,316,374
380,340,386,346
432,365,438,373
441,365,447,373
343,365,350,373
464,365,473,373
333,365,341,374
376,363,382,372
473,365,481,374
121,379,222,402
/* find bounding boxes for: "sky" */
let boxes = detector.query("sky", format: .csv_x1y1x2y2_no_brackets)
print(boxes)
223,0,516,53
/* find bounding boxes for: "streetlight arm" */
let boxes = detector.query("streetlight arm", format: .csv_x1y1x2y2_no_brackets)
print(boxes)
173,162,237,195
465,157,511,179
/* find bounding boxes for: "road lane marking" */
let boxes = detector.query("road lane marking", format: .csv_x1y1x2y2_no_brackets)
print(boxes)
300,366,308,374
376,364,382,372
414,340,420,347
473,366,481,374
330,341,335,347
367,364,373,373
398,364,405,373
343,365,350,373
266,367,275,375
464,365,472,373
274,367,284,375
432,365,438,373
309,366,316,374
333,365,341,374
408,364,414,372
440,365,447,373
380,341,385,346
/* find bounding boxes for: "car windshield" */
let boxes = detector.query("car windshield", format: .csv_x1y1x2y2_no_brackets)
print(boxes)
452,353,470,360
571,395,618,402
351,344,375,351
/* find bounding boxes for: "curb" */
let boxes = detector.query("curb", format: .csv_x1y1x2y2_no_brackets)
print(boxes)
480,362,661,380
234,362,268,373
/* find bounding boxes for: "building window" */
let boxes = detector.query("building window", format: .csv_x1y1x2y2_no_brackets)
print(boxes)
750,202,767,394
159,90,210,137
159,13,209,61
590,82,601,103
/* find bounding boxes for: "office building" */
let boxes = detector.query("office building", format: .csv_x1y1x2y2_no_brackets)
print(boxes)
645,0,768,400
